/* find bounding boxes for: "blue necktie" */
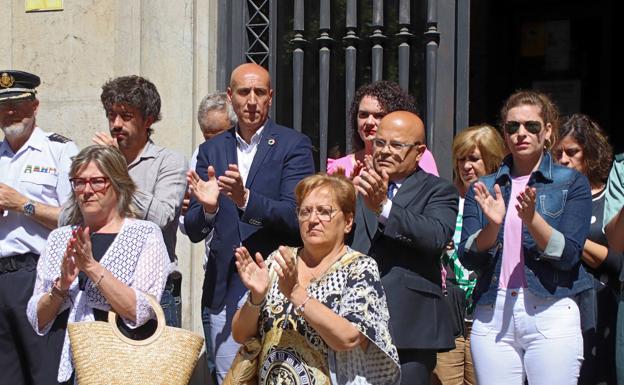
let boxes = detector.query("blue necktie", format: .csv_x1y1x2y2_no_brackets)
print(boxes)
387,182,396,199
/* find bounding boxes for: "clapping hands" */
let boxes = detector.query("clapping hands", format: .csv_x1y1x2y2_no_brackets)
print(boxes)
60,226,98,290
187,166,219,214
235,247,270,303
515,186,537,224
353,155,389,212
473,182,506,226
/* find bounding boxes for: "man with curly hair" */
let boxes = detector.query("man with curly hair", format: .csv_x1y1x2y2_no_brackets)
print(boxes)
62,75,188,327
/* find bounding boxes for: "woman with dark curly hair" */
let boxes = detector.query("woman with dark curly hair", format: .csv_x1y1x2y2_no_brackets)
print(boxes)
554,114,621,385
326,81,438,178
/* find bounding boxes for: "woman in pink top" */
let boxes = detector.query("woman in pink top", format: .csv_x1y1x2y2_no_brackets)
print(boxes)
327,81,438,178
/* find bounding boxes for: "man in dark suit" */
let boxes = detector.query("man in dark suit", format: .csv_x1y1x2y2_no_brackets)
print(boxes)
184,63,315,383
351,111,458,385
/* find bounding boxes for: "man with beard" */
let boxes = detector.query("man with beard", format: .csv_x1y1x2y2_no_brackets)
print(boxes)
89,75,187,326
0,70,78,384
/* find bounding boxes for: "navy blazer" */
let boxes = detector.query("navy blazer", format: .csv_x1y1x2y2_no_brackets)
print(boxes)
185,119,315,308
350,168,459,350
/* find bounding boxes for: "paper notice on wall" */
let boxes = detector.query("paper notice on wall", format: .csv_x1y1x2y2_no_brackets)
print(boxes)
25,0,63,12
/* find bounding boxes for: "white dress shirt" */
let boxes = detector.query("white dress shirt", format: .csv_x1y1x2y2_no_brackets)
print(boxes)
235,125,264,209
378,178,405,224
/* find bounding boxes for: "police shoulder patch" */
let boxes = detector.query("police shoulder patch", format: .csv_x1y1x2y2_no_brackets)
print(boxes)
48,133,72,143
615,153,624,162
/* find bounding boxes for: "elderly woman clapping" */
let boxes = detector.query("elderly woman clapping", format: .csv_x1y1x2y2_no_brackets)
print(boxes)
27,145,169,384
231,173,400,385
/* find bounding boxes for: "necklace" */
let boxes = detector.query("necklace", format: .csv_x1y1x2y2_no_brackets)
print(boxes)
299,245,347,283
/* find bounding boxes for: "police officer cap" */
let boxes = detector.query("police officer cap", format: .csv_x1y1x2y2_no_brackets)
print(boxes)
0,70,41,104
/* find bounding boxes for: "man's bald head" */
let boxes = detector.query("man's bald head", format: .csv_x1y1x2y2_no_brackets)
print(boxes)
374,110,427,180
227,63,273,134
229,63,271,89
379,111,425,144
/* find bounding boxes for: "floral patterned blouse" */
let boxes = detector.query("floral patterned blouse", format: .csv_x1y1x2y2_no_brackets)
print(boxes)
256,246,400,385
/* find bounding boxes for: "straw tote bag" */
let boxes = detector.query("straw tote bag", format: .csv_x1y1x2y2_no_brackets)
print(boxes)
68,295,204,385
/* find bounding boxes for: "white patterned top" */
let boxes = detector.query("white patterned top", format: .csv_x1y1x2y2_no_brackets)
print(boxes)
257,247,401,385
26,218,169,382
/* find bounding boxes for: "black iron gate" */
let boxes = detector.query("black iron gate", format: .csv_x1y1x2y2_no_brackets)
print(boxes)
217,0,467,179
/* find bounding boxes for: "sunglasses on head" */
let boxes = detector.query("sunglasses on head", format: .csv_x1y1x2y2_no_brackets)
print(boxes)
503,120,542,135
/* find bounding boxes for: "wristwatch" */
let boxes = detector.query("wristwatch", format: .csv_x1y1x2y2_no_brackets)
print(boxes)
23,200,36,216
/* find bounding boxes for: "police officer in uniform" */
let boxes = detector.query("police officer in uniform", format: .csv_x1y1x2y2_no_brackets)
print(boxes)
0,70,78,384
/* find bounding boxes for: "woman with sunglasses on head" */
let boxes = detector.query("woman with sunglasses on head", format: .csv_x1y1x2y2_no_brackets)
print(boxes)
458,91,593,385
230,173,400,385
553,114,620,385
26,145,169,384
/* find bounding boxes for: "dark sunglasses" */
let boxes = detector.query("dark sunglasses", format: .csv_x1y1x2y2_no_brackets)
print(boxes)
503,120,542,135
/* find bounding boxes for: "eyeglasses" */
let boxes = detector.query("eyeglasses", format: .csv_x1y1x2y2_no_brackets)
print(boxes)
372,138,422,153
503,121,542,135
69,177,110,192
297,205,337,222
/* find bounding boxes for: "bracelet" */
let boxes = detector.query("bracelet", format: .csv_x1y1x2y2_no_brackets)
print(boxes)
245,293,265,309
49,278,69,301
93,271,105,289
293,294,312,316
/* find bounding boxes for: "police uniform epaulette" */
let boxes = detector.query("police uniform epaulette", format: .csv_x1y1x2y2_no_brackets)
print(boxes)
615,153,624,162
47,133,72,143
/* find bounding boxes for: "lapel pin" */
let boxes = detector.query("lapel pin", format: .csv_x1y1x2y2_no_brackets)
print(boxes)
268,138,276,146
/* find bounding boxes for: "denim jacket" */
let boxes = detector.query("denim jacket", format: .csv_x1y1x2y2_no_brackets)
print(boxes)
458,152,593,305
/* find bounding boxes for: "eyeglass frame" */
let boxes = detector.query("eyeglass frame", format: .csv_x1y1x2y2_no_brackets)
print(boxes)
296,205,339,222
372,138,423,153
69,176,110,193
503,120,543,135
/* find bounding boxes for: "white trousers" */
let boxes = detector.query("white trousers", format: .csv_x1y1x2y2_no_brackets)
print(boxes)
470,288,583,385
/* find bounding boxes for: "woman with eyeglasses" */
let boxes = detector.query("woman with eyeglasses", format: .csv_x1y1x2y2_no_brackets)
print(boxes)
326,80,438,178
458,91,593,385
230,173,400,385
26,145,169,384
553,114,620,385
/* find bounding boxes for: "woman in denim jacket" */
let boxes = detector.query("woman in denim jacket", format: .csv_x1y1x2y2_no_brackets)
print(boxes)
458,90,593,385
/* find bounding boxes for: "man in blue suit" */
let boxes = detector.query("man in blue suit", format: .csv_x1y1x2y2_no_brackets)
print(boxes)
184,63,315,383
